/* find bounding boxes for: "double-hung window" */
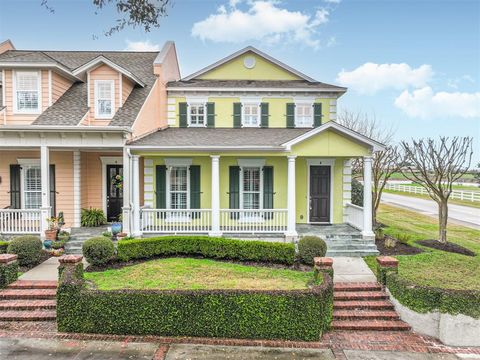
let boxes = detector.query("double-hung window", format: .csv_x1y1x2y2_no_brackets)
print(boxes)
242,103,260,127
22,165,42,209
241,167,262,210
295,103,313,127
188,103,206,127
169,166,188,209
14,71,41,113
95,80,114,118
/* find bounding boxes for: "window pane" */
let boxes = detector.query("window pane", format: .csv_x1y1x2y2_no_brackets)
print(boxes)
243,168,260,192
296,104,313,127
170,166,188,209
243,104,259,126
23,166,41,209
189,104,205,125
16,72,39,111
243,193,260,209
98,99,112,115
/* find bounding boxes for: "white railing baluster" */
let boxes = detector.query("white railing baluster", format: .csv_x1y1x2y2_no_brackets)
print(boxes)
0,209,41,234
344,203,364,231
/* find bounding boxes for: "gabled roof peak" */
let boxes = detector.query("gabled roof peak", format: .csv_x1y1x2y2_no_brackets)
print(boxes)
182,46,317,82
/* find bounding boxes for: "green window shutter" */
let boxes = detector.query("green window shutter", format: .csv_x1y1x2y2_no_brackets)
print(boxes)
314,103,323,127
206,103,215,128
9,164,21,209
190,165,201,218
179,102,188,128
260,102,269,128
155,165,166,210
263,166,274,220
233,103,242,128
286,103,295,128
229,166,240,219
49,165,56,217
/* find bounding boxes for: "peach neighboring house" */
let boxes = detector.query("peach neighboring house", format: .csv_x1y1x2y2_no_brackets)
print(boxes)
0,39,180,237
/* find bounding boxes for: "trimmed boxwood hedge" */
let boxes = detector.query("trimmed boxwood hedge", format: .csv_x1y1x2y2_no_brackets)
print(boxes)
57,260,333,341
386,272,480,319
0,241,9,254
117,236,295,265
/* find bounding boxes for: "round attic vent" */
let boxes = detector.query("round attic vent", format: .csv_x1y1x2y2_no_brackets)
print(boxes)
244,56,256,69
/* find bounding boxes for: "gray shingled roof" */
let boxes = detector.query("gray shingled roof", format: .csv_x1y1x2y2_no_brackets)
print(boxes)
168,79,346,91
0,50,158,127
129,128,311,147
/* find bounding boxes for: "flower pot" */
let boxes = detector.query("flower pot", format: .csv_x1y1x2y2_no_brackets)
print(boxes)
111,222,122,235
43,239,53,250
44,229,58,241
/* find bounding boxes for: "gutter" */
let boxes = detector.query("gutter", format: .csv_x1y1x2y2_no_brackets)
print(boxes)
127,145,287,152
0,125,132,133
167,87,346,93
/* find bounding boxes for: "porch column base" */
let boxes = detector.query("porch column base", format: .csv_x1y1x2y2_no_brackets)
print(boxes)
40,206,52,241
208,231,223,237
284,231,298,243
362,231,375,241
122,207,132,235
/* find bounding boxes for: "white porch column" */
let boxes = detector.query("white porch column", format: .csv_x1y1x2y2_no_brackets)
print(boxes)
131,155,141,236
40,146,51,239
286,155,297,238
362,155,375,239
209,155,222,236
122,148,131,235
73,151,81,228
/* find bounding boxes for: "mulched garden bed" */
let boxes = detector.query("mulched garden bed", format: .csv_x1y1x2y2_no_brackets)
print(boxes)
85,254,313,273
416,239,476,257
375,236,423,256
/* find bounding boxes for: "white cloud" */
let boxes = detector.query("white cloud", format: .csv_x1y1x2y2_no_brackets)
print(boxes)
191,1,330,49
394,86,480,119
336,62,433,94
124,40,160,52
324,0,341,3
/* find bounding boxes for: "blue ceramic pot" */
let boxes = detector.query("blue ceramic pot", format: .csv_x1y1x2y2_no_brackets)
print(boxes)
43,239,53,250
111,222,122,235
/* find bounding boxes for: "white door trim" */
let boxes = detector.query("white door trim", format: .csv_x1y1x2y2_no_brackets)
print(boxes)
100,156,123,217
306,158,334,224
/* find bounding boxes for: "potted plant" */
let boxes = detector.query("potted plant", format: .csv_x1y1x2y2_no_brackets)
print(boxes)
44,217,59,245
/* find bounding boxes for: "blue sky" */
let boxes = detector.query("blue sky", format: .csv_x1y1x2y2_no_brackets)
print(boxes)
1,0,479,163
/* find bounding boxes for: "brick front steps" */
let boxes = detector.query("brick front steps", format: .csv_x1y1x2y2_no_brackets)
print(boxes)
333,282,410,331
0,280,57,321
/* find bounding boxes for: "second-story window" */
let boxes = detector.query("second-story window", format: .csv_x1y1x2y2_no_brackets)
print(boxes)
242,103,260,127
14,71,41,113
188,103,206,127
295,103,313,127
95,80,114,119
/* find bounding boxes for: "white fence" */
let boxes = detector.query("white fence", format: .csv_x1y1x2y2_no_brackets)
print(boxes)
0,209,42,234
220,209,288,233
344,203,364,231
385,183,480,202
141,209,212,233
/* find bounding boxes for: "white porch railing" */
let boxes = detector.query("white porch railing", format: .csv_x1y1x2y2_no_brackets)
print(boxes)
141,209,212,233
344,203,364,231
220,209,288,233
0,209,42,234
385,183,480,202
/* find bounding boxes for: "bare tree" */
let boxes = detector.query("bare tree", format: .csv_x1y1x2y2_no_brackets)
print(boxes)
42,0,172,36
400,137,473,244
337,110,398,225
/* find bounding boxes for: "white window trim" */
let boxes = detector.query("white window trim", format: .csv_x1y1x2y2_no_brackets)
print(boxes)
94,79,115,119
240,98,261,128
165,165,191,222
12,70,42,114
239,166,264,223
306,158,334,224
17,159,41,210
294,101,314,128
187,102,207,128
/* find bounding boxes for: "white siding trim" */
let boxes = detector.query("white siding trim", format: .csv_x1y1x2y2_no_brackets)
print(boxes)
48,70,52,107
94,79,115,119
343,159,352,213
73,151,81,227
118,73,123,107
330,98,337,121
12,70,42,114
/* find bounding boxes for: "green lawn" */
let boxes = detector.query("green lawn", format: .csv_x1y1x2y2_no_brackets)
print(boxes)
383,189,480,209
366,204,480,290
85,258,314,291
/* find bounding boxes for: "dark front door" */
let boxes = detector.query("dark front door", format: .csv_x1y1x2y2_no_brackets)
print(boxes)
106,165,123,222
309,166,330,223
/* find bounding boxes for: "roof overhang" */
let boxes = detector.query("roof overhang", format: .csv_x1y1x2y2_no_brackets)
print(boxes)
0,125,131,133
127,145,285,152
182,46,317,82
0,62,81,82
282,121,386,152
72,56,145,87
167,87,346,93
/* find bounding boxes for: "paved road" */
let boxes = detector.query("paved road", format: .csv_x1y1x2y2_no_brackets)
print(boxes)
381,192,480,230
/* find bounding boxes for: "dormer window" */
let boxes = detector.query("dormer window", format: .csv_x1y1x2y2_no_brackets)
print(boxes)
94,80,114,119
188,103,206,127
242,103,260,127
295,103,313,127
14,71,41,113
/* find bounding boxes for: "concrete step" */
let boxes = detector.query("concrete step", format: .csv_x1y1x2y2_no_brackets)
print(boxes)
0,299,56,311
0,310,56,321
334,291,388,301
332,319,410,331
323,235,364,240
334,300,394,310
333,309,399,320
326,244,378,251
7,280,57,289
0,289,56,300
326,250,379,257
334,283,382,292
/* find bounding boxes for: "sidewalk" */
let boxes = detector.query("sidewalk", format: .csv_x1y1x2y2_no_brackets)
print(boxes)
332,257,377,283
19,257,88,281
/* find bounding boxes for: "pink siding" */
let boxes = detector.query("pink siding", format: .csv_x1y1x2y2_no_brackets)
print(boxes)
51,71,73,104
87,64,120,124
122,75,134,106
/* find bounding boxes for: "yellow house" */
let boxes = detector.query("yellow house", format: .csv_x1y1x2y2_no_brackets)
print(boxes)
126,47,384,255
